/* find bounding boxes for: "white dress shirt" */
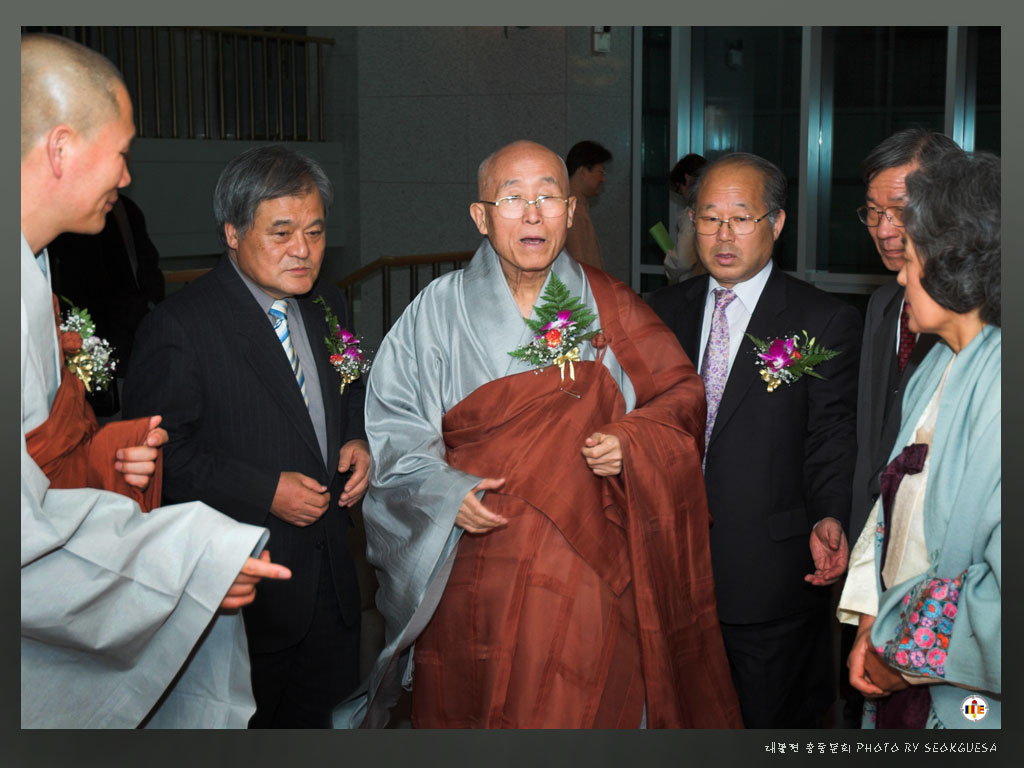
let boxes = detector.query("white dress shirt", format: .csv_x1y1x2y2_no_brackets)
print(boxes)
696,259,774,376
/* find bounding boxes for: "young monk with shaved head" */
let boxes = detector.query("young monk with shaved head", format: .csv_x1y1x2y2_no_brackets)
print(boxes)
21,33,290,729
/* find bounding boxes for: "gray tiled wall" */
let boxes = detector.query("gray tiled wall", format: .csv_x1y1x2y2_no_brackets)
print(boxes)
351,26,634,285
126,27,636,343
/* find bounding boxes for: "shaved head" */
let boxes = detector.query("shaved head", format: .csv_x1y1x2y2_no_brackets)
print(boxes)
21,33,127,160
477,140,569,199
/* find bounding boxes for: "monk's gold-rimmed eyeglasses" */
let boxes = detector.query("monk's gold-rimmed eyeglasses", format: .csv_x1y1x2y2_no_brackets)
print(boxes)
477,195,570,219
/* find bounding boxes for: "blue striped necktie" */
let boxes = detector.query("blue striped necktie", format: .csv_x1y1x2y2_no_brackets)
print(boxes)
269,299,309,407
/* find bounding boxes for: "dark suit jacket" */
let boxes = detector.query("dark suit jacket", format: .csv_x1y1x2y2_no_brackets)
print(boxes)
123,256,364,653
849,280,938,539
648,267,861,624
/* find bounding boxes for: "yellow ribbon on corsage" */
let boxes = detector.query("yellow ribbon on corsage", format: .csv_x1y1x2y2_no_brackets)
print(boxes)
339,371,360,395
553,346,581,382
66,352,95,392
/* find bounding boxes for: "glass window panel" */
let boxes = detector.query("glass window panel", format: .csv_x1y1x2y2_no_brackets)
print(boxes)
640,27,672,268
971,26,1000,154
641,180,670,266
641,272,669,294
822,26,947,275
699,27,802,271
637,26,998,292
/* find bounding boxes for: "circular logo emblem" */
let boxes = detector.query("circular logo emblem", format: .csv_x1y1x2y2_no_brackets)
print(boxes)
961,694,989,722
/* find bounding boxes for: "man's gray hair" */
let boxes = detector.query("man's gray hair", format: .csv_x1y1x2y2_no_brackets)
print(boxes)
861,127,962,184
213,146,333,245
685,152,787,226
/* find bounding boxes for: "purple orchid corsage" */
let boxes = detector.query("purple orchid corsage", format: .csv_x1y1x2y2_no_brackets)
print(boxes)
314,296,372,393
745,330,840,392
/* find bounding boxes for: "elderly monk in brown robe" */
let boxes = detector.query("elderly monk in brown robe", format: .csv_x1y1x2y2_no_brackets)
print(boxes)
336,140,741,729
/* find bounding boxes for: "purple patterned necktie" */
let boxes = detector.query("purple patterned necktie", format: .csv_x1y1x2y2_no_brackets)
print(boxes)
700,288,737,457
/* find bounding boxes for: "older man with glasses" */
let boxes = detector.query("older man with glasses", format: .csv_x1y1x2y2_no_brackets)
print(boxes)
337,139,741,729
850,128,963,545
648,152,862,727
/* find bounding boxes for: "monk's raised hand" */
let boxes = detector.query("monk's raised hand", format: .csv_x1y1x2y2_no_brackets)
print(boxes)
220,550,292,610
456,477,507,534
581,432,622,476
115,415,167,489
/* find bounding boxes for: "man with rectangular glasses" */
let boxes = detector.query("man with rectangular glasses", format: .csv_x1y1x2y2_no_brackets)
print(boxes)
836,129,965,725
850,128,962,544
648,152,861,727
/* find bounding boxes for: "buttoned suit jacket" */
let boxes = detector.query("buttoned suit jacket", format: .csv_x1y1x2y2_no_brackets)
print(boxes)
849,280,938,539
123,256,364,654
647,267,861,624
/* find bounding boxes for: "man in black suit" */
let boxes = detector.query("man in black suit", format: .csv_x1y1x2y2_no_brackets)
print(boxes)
123,146,369,728
850,128,962,539
837,130,962,725
647,153,861,727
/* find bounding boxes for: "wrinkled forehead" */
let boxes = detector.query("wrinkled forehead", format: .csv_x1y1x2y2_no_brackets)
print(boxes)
486,148,568,196
697,164,767,209
866,162,916,203
254,188,325,219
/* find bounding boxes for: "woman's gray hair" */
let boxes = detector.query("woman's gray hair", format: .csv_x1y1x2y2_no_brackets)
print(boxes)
685,152,787,226
213,146,333,245
903,151,1000,327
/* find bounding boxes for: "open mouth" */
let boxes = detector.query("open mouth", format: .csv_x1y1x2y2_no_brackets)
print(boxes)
520,237,546,246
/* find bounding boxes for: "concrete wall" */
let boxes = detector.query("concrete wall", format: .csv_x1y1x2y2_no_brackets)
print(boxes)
352,26,633,282
117,27,635,340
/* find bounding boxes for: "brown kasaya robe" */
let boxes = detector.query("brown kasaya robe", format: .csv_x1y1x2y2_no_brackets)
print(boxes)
24,296,161,512
411,267,741,728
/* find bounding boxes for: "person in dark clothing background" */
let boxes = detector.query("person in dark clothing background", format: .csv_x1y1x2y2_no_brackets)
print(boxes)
47,194,165,416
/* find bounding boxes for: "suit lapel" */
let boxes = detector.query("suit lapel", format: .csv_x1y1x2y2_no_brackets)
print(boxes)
298,293,342,464
708,267,787,445
672,276,709,364
874,286,902,415
213,258,324,466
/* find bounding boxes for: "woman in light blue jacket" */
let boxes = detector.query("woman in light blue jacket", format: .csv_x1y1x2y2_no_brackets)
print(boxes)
839,150,1000,729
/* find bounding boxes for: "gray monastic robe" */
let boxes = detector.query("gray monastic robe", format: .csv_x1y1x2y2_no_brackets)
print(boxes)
335,242,636,728
21,234,265,728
